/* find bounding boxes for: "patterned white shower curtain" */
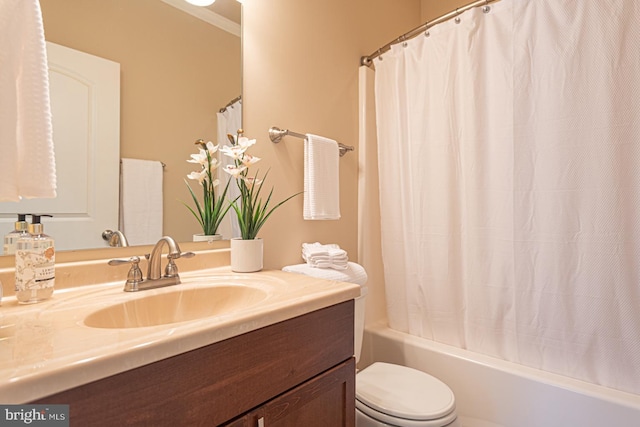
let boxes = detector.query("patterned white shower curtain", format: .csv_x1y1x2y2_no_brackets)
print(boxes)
374,0,640,394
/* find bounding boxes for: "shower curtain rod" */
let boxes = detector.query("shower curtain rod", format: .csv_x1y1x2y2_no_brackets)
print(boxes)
219,95,242,113
361,0,498,66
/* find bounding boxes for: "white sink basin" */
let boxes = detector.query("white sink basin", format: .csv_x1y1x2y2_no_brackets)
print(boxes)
83,284,268,329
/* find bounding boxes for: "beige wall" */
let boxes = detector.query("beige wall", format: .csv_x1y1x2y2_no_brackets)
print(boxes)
39,0,434,270
40,0,241,243
242,0,421,269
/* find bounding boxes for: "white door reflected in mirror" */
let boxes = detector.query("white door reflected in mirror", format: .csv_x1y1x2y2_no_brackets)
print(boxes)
0,42,120,251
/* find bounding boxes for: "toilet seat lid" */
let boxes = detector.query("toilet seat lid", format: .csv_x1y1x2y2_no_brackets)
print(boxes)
356,362,455,421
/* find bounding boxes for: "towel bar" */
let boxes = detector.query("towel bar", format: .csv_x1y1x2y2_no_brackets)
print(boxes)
269,127,354,157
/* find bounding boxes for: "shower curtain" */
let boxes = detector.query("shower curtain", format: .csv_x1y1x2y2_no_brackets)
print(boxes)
217,98,242,239
374,0,640,394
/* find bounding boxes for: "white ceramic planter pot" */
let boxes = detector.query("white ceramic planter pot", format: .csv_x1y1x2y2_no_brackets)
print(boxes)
193,234,222,243
230,238,263,273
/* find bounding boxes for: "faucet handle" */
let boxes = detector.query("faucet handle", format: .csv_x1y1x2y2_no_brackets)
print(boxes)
165,258,179,278
164,252,196,278
108,256,144,292
108,256,141,267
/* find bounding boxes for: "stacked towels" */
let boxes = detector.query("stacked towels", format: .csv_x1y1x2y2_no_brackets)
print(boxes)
302,242,348,270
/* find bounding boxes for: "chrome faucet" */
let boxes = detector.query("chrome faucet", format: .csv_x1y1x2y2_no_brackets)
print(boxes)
108,236,195,292
147,236,183,280
102,229,129,247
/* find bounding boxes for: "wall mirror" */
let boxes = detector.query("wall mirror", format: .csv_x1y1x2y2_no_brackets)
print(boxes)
0,0,241,255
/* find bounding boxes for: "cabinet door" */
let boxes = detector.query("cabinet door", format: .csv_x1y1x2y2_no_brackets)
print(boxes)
226,358,355,427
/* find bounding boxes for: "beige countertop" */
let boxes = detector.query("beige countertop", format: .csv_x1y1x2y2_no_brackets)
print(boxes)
0,267,360,403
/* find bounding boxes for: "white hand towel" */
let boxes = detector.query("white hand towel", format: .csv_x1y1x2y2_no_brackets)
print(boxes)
308,253,349,263
282,262,368,286
120,159,163,246
303,241,338,251
304,134,340,220
0,0,56,201
302,242,344,259
307,252,349,267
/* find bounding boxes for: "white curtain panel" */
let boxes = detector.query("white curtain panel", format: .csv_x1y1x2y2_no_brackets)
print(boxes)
374,0,640,394
217,99,242,239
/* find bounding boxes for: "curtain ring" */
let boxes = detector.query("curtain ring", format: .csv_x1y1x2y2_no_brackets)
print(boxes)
482,0,491,13
454,8,461,24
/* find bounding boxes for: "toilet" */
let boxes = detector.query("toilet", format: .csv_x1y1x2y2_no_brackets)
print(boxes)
354,287,460,427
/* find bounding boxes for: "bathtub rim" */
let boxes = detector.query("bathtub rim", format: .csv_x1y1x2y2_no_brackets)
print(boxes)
363,322,640,413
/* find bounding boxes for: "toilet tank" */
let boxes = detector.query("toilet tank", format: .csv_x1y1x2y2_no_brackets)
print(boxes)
354,286,368,363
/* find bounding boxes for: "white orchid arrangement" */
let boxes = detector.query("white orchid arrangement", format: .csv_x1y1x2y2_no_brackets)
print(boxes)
184,139,233,236
221,131,300,240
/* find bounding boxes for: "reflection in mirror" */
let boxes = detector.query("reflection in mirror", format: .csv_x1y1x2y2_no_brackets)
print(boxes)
0,0,241,254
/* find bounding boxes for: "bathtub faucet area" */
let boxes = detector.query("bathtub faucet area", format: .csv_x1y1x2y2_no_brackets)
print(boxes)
108,236,196,292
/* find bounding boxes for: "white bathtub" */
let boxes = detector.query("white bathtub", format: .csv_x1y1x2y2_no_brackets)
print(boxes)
362,323,640,427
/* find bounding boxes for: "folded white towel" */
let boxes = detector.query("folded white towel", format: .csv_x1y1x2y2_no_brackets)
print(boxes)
302,242,349,269
308,254,349,263
120,158,163,246
309,260,348,270
302,242,346,260
0,0,56,201
304,134,340,220
307,254,348,269
282,262,368,286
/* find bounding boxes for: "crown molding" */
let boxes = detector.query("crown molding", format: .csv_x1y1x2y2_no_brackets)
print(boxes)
161,0,241,37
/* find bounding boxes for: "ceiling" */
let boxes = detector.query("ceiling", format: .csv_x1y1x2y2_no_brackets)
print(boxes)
208,0,241,24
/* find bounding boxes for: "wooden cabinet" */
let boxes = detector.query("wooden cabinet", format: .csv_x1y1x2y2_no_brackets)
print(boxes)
33,301,355,426
224,359,354,427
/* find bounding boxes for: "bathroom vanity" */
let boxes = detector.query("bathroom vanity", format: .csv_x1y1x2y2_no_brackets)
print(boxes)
32,301,355,426
0,258,359,426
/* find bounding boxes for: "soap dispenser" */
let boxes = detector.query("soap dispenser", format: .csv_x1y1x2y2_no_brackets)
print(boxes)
3,214,29,255
15,214,55,304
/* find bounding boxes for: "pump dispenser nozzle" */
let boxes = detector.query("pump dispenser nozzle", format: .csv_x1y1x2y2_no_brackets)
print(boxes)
14,214,28,232
30,214,52,222
29,214,53,235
